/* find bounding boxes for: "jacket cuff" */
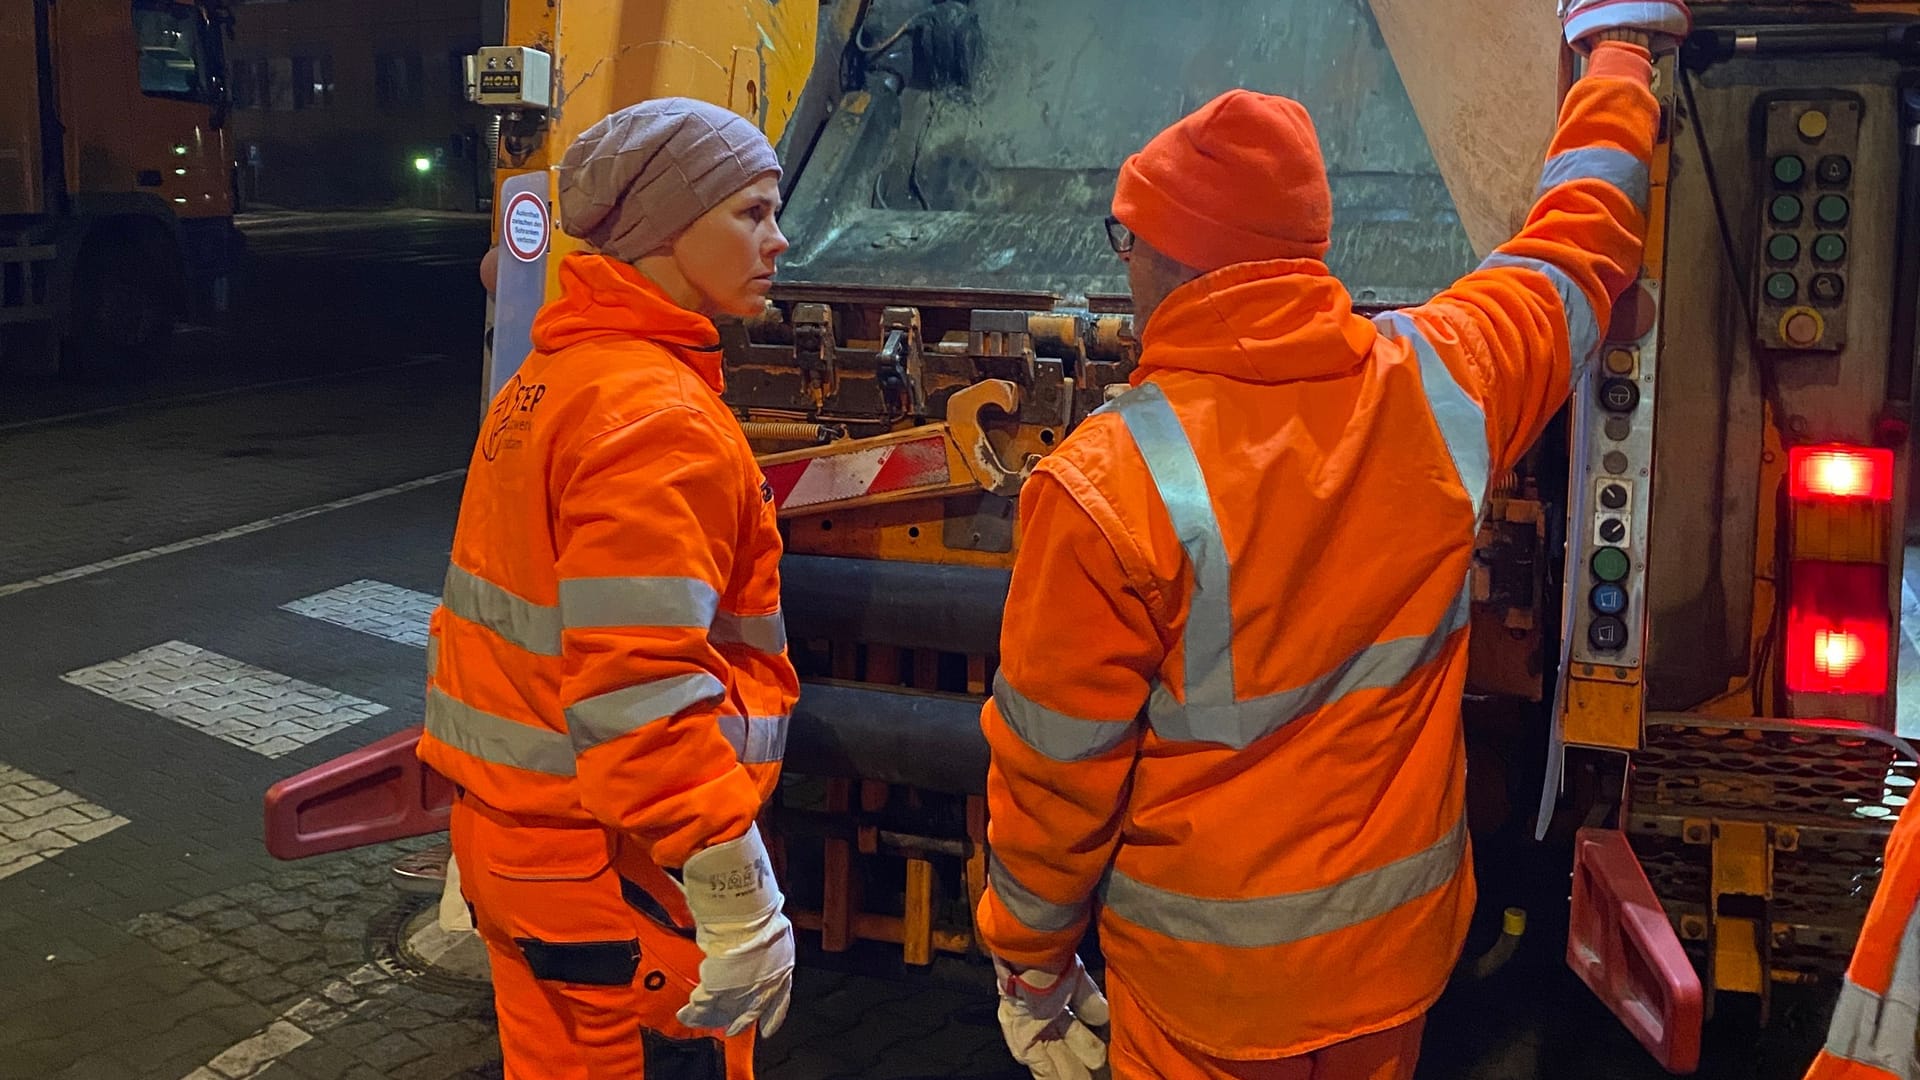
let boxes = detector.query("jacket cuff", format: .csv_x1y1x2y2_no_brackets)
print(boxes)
1588,41,1654,85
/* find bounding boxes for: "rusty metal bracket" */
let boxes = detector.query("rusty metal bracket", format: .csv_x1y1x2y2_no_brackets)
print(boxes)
946,379,1030,497
792,302,839,407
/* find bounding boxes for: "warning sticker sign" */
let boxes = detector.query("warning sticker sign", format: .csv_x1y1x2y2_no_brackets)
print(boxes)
503,190,550,263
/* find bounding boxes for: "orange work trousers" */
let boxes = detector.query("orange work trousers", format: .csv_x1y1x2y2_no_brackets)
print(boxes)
1109,973,1424,1080
451,794,755,1080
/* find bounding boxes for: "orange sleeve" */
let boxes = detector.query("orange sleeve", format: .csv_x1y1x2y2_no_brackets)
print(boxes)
1409,41,1659,470
975,464,1157,970
554,405,760,869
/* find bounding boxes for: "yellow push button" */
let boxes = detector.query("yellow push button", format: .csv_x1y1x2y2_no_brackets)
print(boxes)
1799,109,1830,140
1783,308,1823,347
1604,348,1636,375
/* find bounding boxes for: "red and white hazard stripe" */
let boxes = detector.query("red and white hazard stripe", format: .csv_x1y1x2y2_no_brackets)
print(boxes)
762,434,953,513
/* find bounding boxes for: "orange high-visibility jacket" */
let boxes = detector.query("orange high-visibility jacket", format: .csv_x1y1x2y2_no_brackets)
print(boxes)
1806,798,1920,1080
976,43,1659,1059
418,252,798,869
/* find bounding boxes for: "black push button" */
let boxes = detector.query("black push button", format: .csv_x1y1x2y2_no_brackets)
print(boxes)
1589,615,1629,652
1600,378,1640,413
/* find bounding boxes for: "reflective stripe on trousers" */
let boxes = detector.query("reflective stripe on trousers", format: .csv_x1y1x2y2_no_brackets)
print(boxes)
1099,813,1469,948
1823,897,1920,1079
1094,371,1483,750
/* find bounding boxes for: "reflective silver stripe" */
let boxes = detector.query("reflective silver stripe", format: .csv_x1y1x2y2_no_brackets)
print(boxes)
1146,581,1472,749
718,714,789,765
1101,812,1469,948
1535,147,1650,215
994,670,1139,762
712,609,788,654
442,565,562,656
1823,894,1920,1078
1476,252,1604,379
989,851,1088,934
1100,381,1235,710
1376,312,1492,521
565,672,727,751
559,576,718,630
425,633,440,680
425,688,576,776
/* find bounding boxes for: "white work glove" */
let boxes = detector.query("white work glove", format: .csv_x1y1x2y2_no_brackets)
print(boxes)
674,825,795,1037
994,955,1110,1080
1560,0,1691,53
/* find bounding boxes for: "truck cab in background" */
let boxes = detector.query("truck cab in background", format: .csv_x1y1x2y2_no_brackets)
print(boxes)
1,0,239,379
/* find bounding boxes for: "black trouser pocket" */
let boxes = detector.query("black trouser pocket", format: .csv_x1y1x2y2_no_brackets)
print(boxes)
513,937,640,986
642,1029,725,1080
620,875,697,940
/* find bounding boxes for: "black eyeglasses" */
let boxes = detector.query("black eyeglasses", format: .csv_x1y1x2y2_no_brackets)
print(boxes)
1104,214,1133,255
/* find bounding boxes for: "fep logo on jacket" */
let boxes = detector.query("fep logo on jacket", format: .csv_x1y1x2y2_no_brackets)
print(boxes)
483,375,547,461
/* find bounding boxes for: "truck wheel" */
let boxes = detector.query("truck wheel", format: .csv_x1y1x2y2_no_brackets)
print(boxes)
61,235,175,381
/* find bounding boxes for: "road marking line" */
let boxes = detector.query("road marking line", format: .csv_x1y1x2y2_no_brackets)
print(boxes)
282,580,436,648
63,641,387,759
0,354,451,435
180,962,393,1079
0,764,129,881
0,469,465,600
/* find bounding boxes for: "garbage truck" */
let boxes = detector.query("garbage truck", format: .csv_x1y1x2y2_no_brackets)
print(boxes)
0,0,238,376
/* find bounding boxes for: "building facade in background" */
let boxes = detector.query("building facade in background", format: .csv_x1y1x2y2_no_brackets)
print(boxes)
227,0,500,212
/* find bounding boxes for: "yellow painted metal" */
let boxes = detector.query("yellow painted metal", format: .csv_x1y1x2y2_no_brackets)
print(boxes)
1563,675,1642,750
1709,821,1773,996
488,0,817,287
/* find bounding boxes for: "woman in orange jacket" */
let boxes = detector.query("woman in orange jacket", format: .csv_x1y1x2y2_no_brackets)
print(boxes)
976,5,1687,1079
417,97,799,1079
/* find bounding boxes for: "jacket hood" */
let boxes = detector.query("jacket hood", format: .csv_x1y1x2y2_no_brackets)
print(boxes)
531,253,726,393
1134,258,1379,385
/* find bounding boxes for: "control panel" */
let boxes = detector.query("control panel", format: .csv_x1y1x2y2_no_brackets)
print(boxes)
1571,282,1660,670
1753,95,1860,352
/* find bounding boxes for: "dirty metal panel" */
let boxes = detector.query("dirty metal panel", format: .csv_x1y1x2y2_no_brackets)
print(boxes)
1646,56,1904,709
780,0,1475,305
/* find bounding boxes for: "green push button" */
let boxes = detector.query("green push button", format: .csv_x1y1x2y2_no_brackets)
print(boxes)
1768,234,1801,263
1773,155,1806,185
1766,272,1799,302
1592,547,1631,583
1814,233,1847,264
1771,194,1803,224
1817,194,1850,225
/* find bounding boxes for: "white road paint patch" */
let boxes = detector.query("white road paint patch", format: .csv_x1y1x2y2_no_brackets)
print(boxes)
0,470,465,600
63,641,387,758
181,962,396,1079
0,764,129,880
282,580,436,648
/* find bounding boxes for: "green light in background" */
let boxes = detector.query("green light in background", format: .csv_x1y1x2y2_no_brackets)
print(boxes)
413,157,433,173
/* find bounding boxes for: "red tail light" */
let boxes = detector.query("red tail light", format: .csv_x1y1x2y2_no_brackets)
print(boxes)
1785,561,1890,695
1790,446,1893,502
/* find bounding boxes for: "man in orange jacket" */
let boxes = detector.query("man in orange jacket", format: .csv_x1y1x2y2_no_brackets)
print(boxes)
418,97,799,1079
975,4,1687,1078
1805,793,1920,1079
